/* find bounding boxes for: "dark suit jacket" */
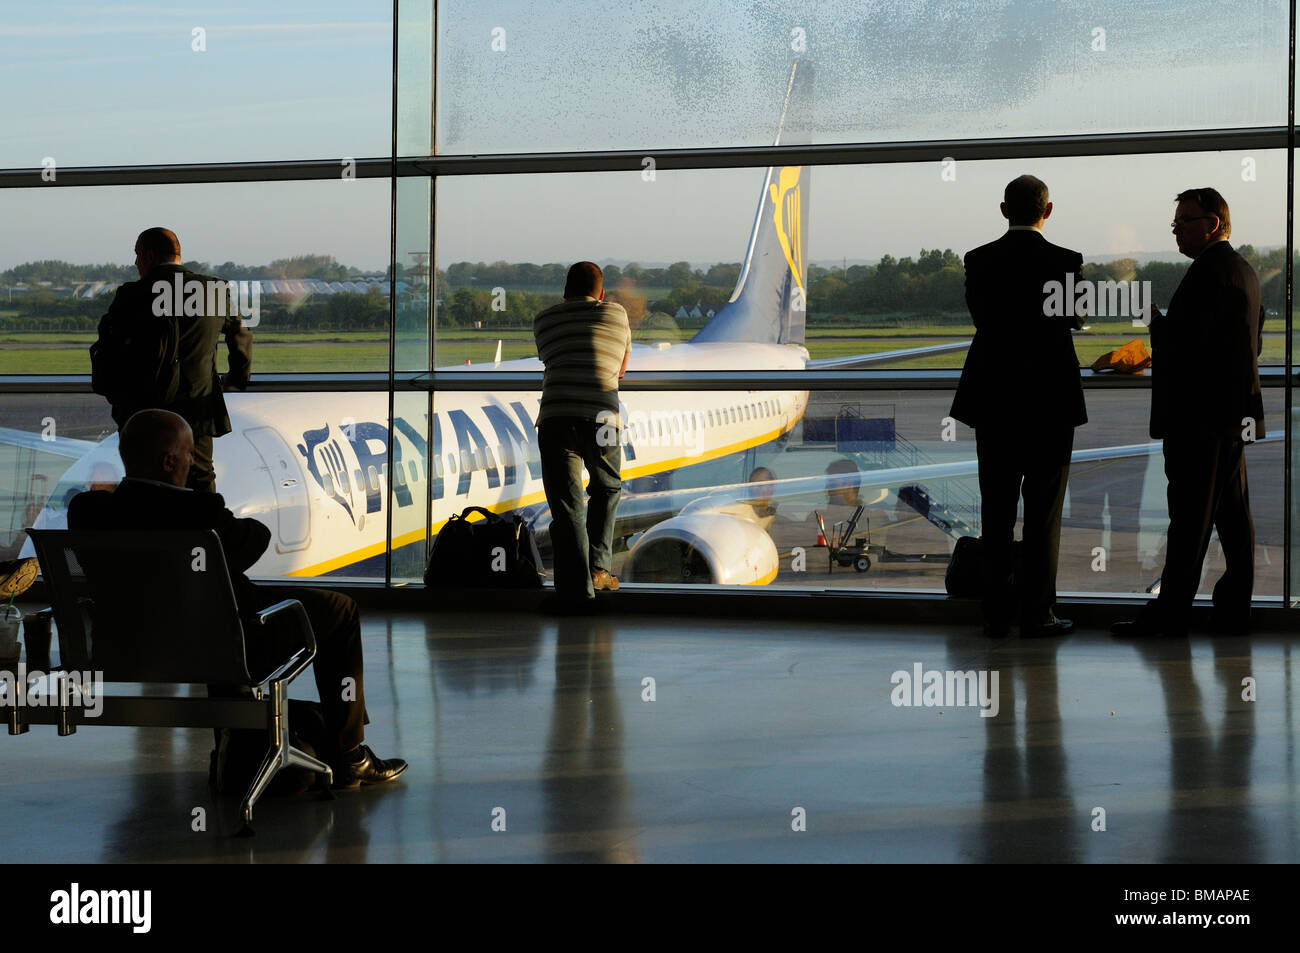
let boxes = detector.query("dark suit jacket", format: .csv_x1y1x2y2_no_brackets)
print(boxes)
97,263,252,437
68,478,270,612
1149,241,1263,439
949,230,1087,433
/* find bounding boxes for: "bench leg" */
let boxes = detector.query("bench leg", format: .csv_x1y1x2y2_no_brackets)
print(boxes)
236,679,292,836
286,745,334,798
237,746,282,837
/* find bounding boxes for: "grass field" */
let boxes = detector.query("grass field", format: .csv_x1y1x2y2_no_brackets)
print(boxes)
0,321,1288,374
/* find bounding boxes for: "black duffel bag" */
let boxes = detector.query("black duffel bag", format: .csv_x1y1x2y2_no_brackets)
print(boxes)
424,506,544,589
945,536,1022,598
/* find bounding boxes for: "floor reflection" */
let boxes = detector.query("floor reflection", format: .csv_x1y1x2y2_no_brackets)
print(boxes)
542,618,637,863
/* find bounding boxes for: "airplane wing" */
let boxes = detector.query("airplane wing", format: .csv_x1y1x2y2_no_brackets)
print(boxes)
804,340,972,369
0,426,100,459
578,429,1283,585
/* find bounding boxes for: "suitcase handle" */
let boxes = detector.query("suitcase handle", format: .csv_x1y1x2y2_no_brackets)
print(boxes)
453,506,500,524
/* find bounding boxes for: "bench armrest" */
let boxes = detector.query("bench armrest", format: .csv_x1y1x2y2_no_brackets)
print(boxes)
253,599,316,654
251,599,318,686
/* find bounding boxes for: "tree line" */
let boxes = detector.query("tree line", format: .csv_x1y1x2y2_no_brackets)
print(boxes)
3,247,1290,335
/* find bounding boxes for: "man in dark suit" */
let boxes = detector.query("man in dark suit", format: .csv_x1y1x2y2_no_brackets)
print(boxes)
950,175,1087,638
95,227,252,493
1112,188,1262,637
68,409,407,788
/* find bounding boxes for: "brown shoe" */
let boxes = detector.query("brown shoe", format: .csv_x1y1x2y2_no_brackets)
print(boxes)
0,558,38,599
592,569,620,592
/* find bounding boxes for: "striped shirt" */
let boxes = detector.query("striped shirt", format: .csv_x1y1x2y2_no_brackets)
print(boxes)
533,297,631,424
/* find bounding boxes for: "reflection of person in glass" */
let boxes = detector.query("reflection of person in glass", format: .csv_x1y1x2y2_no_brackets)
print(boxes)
1112,189,1262,638
949,175,1086,638
746,466,778,523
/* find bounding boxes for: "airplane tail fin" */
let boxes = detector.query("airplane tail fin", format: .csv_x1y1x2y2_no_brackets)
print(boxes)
691,60,812,347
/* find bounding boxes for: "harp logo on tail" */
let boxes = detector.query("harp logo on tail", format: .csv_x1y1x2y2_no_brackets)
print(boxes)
768,166,804,292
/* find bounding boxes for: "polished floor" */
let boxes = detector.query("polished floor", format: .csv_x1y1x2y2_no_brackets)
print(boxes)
1,605,1296,863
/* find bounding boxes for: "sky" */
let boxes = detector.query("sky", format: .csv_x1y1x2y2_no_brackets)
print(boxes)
1,0,1292,274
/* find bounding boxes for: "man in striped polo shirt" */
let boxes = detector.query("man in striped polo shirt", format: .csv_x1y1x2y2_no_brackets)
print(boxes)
534,261,632,605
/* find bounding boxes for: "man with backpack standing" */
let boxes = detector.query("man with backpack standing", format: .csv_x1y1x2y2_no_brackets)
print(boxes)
91,227,252,493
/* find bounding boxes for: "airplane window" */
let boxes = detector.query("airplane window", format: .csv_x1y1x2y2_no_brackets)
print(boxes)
433,456,444,478
393,463,406,487
672,416,680,434
367,465,380,492
460,449,472,471
707,411,714,427
409,460,419,483
446,453,456,474
353,469,364,490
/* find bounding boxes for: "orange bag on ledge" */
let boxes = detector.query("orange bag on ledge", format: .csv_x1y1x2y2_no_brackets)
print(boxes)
1090,338,1151,374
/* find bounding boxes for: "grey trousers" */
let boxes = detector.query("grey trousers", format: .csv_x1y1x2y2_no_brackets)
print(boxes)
537,417,622,600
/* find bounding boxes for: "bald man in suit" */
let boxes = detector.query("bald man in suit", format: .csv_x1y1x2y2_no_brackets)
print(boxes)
950,175,1087,639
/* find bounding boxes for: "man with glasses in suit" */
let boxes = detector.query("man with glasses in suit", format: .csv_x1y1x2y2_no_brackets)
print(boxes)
1112,188,1263,637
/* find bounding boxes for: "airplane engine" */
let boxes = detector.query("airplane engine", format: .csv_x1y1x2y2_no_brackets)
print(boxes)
623,512,779,585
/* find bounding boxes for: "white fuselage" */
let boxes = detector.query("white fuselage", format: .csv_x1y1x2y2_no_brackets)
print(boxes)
32,341,810,578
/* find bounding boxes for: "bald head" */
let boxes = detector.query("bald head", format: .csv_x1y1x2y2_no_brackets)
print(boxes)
135,227,181,278
119,410,194,487
563,261,604,300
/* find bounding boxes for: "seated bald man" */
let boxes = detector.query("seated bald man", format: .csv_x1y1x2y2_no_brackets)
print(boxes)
68,409,406,789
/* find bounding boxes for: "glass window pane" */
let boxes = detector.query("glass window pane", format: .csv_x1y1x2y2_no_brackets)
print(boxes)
2,180,391,374
2,2,391,167
432,152,1286,372
436,1,1288,154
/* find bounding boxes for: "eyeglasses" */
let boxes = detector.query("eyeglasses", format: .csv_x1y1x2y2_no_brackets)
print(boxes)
1171,215,1213,229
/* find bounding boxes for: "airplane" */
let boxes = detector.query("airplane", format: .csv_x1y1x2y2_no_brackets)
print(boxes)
10,60,1281,588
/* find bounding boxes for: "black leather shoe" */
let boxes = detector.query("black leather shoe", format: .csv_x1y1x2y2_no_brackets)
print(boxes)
333,745,408,789
1022,617,1073,638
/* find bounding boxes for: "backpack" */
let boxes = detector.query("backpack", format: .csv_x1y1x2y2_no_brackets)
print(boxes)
945,536,1023,598
89,304,181,410
424,506,544,589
